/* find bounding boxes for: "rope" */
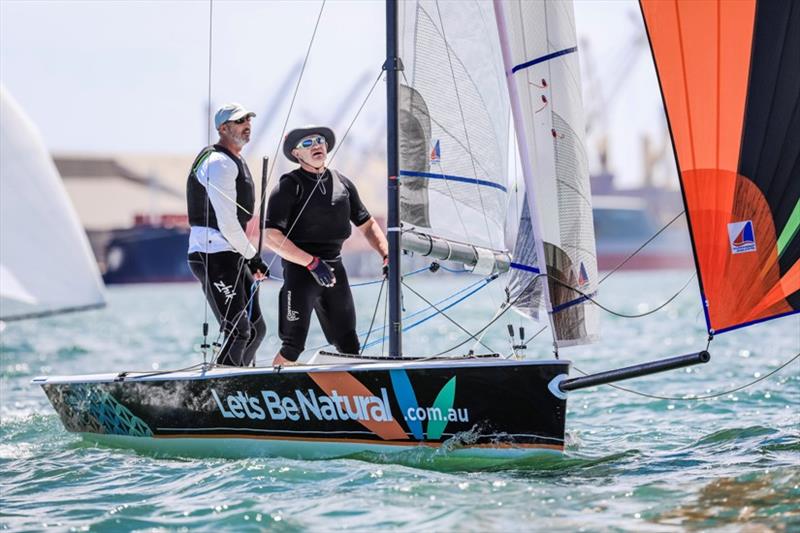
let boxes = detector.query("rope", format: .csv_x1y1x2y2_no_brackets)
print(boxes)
572,352,800,401
328,70,384,163
520,210,692,345
549,272,697,319
599,210,686,283
360,279,386,354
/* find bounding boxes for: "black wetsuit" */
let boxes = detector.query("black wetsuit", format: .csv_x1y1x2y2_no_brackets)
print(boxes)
265,167,371,361
186,144,266,367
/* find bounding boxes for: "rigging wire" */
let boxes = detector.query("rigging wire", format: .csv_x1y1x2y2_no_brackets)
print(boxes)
402,277,499,354
599,210,686,284
306,267,487,353
360,278,386,354
263,66,382,274
266,0,327,183
363,274,498,351
572,352,800,401
200,0,215,365
209,59,384,359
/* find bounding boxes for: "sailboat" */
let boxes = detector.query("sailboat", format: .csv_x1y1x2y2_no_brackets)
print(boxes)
33,0,798,459
0,85,106,322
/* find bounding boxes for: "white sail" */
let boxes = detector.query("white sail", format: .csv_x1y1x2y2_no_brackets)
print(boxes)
495,0,599,347
398,0,512,271
0,85,106,320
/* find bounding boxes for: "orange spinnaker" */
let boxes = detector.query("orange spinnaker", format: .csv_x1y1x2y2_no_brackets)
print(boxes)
641,0,797,331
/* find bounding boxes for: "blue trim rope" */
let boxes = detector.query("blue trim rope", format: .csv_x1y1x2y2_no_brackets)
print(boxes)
511,46,577,74
551,292,596,313
510,262,541,274
712,308,800,336
399,170,507,193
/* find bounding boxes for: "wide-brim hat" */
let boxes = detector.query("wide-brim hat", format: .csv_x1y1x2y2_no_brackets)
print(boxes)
283,126,336,163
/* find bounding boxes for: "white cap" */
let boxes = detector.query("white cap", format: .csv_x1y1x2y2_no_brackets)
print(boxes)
214,103,255,129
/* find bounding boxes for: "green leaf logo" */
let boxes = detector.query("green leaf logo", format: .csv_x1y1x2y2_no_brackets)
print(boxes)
426,377,456,440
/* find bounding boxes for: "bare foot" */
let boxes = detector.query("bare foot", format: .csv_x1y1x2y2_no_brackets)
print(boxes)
272,353,299,367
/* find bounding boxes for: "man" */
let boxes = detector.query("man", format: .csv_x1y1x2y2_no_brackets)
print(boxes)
186,103,270,366
264,125,388,366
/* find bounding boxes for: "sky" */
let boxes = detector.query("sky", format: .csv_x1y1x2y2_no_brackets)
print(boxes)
0,0,671,189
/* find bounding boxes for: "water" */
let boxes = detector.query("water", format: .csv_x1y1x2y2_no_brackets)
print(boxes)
2,271,798,531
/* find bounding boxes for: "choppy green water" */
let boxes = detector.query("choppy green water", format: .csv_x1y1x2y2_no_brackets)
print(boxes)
1,271,798,531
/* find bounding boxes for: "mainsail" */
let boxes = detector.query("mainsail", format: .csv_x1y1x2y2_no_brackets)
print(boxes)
494,0,599,347
0,86,106,320
640,0,800,334
397,0,512,274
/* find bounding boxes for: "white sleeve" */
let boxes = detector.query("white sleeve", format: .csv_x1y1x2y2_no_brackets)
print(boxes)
204,154,257,259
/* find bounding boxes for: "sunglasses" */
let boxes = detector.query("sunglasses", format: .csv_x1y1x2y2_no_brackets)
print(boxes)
227,116,251,125
296,135,327,149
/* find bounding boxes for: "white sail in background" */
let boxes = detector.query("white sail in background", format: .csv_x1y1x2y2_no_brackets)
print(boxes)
495,0,599,347
0,86,106,320
397,0,512,270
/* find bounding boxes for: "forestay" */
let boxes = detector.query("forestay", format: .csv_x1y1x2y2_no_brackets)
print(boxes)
397,0,512,273
495,0,599,347
640,0,800,334
0,86,106,320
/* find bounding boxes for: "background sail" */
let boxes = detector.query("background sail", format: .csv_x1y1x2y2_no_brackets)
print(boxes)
495,0,599,347
0,86,106,320
640,0,800,334
398,0,511,261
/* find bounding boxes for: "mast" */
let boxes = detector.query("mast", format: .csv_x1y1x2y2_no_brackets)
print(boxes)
385,0,402,358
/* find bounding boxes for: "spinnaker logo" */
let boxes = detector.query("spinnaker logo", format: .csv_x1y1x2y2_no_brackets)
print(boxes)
430,140,441,164
211,388,393,422
577,262,589,287
727,220,756,254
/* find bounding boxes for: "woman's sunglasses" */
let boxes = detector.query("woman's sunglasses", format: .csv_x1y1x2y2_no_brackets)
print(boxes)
296,135,327,149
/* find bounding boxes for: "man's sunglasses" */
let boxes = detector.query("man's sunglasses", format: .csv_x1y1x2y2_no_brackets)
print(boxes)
296,135,327,149
228,116,251,125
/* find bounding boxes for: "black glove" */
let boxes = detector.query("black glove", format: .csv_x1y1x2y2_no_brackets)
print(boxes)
306,256,336,287
382,255,389,279
248,255,269,277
